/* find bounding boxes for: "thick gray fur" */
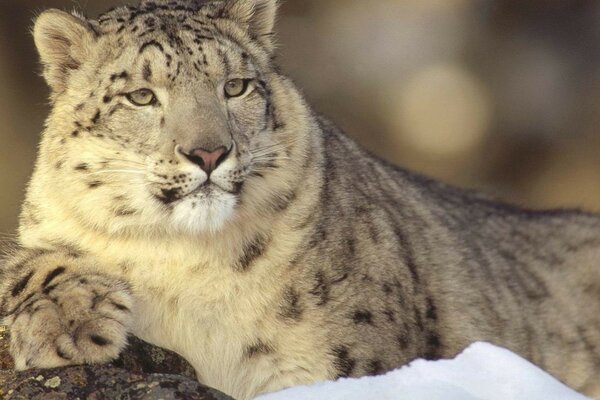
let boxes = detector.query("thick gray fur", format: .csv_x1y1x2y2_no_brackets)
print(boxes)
1,0,599,398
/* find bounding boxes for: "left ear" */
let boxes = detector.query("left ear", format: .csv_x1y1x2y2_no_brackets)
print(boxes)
33,9,97,93
224,0,278,52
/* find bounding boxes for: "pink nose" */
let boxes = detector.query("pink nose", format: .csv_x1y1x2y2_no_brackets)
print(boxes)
185,146,230,175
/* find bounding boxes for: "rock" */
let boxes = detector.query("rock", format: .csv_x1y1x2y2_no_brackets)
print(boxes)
0,327,235,400
112,336,198,380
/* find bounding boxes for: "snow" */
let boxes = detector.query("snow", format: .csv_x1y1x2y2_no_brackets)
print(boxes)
255,342,590,400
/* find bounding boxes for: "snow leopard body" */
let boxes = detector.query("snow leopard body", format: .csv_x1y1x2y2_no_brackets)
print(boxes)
1,1,600,398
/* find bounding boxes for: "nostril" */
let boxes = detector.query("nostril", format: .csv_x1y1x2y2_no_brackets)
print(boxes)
215,147,231,166
185,152,208,168
184,145,232,175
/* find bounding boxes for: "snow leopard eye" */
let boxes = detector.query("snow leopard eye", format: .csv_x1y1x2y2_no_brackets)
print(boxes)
224,79,251,98
126,88,157,106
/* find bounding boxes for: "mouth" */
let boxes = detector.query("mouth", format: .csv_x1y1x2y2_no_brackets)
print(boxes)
155,180,242,205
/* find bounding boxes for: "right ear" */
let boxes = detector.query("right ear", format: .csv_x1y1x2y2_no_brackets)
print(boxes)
33,9,97,93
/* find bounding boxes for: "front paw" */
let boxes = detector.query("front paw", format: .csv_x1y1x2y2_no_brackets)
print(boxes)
3,263,132,370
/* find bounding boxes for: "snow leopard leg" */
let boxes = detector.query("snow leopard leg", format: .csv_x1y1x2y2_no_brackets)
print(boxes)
0,247,132,370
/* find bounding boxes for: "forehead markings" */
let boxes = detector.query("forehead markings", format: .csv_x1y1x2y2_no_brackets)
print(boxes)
143,60,153,82
139,40,164,54
104,71,130,102
169,61,183,83
98,7,264,89
216,47,232,77
136,37,175,77
110,71,129,82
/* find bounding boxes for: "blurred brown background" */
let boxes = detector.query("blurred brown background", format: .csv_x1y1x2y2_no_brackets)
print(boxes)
1,0,599,235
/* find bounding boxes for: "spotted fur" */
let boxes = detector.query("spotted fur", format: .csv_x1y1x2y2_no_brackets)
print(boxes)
1,1,600,399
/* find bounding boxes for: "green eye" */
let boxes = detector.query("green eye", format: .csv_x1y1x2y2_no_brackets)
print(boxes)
224,79,251,98
126,88,157,106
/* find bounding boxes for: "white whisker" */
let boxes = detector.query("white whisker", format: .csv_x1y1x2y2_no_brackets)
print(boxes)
86,169,146,175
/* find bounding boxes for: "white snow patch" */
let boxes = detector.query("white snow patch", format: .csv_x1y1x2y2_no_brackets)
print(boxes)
255,342,590,400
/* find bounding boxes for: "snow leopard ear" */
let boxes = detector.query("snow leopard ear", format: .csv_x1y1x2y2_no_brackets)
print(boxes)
33,9,97,93
223,0,278,52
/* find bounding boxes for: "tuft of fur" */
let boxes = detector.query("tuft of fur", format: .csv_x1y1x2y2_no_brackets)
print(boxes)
2,1,600,399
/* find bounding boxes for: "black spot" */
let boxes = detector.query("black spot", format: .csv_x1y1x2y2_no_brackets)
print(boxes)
115,207,137,217
270,190,297,213
88,181,103,189
109,71,129,82
397,333,409,350
105,104,121,116
332,346,355,378
103,95,112,103
383,309,396,322
345,236,356,255
71,130,80,138
309,271,330,306
3,292,34,316
426,297,438,321
66,246,82,258
424,334,442,360
237,234,269,271
352,310,373,325
11,271,34,297
157,188,179,204
91,110,101,124
245,340,273,358
90,335,111,346
75,163,89,171
232,181,244,195
90,293,105,311
366,359,384,376
111,301,130,312
413,304,425,332
144,17,156,27
43,283,58,295
279,286,303,321
394,227,421,285
56,347,72,360
382,283,393,295
143,61,153,81
42,266,66,288
139,40,164,54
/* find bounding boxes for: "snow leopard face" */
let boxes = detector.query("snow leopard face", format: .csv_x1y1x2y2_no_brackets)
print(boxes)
33,0,298,235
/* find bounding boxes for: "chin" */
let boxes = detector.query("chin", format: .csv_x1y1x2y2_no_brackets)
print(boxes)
170,192,238,235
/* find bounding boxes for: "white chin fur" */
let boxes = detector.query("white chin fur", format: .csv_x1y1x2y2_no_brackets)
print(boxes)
171,194,237,234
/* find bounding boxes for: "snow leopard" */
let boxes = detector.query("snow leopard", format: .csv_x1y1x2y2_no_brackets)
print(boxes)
1,0,600,399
